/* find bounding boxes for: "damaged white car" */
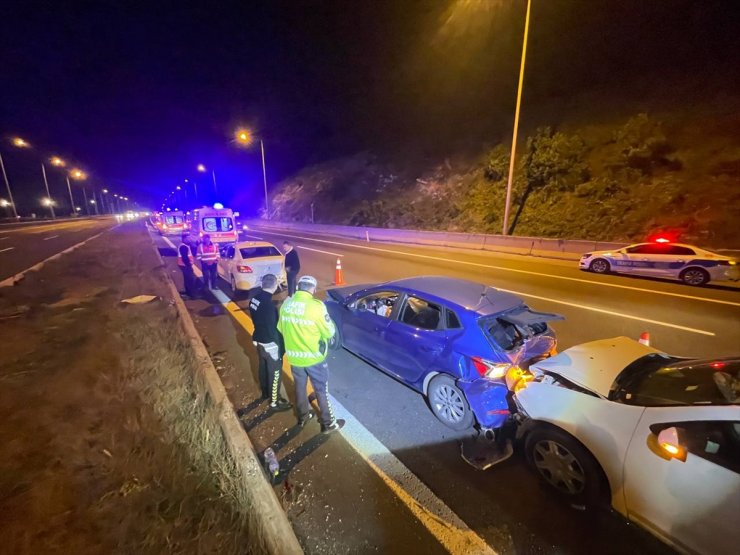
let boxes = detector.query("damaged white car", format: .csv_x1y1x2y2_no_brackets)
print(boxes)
509,337,739,555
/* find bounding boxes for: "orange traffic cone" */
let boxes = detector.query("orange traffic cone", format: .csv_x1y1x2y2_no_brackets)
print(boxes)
334,258,345,285
638,331,650,346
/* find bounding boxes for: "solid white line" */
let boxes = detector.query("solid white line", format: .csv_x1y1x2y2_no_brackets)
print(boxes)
252,228,740,308
0,236,8,240
0,247,14,253
297,245,344,257
207,286,495,554
497,287,715,336
43,235,59,240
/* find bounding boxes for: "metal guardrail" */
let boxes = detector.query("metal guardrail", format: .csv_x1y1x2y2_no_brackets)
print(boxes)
245,220,627,260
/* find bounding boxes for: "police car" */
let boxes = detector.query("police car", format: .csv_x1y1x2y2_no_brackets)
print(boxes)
579,240,738,285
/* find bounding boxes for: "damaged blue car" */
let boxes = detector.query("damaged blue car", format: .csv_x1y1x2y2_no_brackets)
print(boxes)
325,276,563,431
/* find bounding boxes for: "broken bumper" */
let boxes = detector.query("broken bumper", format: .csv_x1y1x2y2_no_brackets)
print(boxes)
459,379,510,429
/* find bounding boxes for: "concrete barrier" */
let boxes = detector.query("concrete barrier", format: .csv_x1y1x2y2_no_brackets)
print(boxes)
149,237,304,555
245,220,626,260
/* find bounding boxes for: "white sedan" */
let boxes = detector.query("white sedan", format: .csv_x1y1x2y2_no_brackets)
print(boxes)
217,241,287,294
509,337,739,555
579,241,738,285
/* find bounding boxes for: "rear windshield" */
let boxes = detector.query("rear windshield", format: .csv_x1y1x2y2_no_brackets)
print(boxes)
481,316,549,351
203,217,233,232
165,216,183,224
612,355,740,406
240,246,281,259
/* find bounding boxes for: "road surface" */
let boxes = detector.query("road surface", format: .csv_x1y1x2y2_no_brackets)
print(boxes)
0,217,116,282
153,223,739,554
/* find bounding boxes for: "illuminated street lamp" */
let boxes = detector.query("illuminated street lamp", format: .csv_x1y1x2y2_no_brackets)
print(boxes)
501,0,532,235
50,156,66,167
70,168,86,180
235,127,269,219
40,163,56,219
0,154,18,218
12,137,29,148
197,162,217,195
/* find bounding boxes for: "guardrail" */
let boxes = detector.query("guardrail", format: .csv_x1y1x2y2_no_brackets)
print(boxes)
245,220,627,260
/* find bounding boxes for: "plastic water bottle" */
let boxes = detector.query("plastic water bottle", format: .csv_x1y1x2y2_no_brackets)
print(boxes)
263,448,279,479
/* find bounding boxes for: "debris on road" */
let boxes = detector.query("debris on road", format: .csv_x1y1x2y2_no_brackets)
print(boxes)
120,294,158,304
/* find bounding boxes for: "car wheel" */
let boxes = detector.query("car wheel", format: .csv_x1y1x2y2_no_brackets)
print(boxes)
589,258,610,274
230,275,240,299
680,267,709,286
525,426,608,509
427,375,474,431
327,321,343,351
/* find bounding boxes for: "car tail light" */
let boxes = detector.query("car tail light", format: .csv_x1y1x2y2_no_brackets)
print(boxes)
471,356,510,380
237,265,253,273
163,224,168,229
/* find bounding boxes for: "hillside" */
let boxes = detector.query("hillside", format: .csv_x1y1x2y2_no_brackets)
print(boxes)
269,97,740,249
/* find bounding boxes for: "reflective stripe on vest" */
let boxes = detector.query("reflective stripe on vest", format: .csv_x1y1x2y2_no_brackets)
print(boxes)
200,244,218,262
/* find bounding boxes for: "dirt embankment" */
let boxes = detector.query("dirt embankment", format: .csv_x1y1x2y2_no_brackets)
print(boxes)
0,225,253,554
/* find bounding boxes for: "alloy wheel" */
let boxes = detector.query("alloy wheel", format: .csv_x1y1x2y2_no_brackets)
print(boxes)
682,269,707,285
532,440,586,495
432,384,466,424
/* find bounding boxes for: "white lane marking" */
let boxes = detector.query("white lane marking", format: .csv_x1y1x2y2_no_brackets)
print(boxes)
497,287,715,336
0,236,8,240
0,247,14,253
252,228,740,308
297,245,344,257
43,235,59,240
207,286,495,554
161,235,203,277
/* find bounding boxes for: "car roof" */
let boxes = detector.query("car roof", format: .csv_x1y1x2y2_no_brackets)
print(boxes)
383,276,523,315
234,241,279,249
626,242,727,257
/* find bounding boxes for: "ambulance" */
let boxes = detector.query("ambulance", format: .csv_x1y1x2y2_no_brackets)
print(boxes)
189,204,239,245
158,210,189,235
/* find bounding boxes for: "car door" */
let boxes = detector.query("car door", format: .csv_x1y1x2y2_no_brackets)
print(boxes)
341,290,396,368
383,295,449,388
619,244,665,276
218,245,235,279
623,406,740,555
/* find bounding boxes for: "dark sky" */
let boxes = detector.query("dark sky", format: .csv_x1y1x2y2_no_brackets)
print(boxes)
1,0,738,213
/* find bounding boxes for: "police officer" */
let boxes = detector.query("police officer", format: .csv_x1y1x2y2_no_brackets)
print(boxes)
248,274,292,412
197,233,219,290
177,233,197,298
283,241,300,296
278,275,343,433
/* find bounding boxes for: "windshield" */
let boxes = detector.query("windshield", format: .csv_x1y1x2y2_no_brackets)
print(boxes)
203,217,233,232
240,246,281,259
611,354,740,406
165,216,183,224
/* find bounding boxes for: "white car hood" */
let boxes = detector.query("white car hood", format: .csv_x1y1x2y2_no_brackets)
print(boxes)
529,336,661,397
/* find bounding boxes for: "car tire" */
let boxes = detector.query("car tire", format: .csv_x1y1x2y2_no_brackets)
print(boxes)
679,267,709,286
327,320,343,351
427,375,474,431
589,258,611,274
524,426,608,510
230,275,241,299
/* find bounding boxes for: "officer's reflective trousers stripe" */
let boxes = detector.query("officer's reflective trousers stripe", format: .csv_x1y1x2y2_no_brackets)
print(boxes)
291,361,334,427
257,343,285,404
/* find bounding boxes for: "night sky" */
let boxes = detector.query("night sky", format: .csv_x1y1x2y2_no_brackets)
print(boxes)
2,0,738,214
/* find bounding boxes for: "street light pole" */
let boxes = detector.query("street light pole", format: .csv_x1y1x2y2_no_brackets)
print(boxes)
41,163,56,219
212,170,218,194
82,187,90,215
0,152,18,218
502,0,531,236
66,176,75,216
260,139,269,219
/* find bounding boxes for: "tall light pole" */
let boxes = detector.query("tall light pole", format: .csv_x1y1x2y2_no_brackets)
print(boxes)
0,153,18,218
235,128,270,219
69,169,87,216
502,0,532,236
40,163,56,218
66,177,76,215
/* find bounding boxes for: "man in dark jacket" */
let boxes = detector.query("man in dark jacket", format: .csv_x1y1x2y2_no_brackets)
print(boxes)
177,233,197,298
248,273,292,411
283,241,300,296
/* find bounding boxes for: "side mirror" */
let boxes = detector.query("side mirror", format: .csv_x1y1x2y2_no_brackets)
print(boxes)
651,426,687,462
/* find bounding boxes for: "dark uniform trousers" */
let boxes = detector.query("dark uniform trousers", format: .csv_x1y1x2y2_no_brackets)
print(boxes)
291,360,334,427
256,343,287,403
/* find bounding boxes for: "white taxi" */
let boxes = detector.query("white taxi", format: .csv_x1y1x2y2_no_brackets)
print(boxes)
217,240,287,295
579,240,738,285
510,337,740,555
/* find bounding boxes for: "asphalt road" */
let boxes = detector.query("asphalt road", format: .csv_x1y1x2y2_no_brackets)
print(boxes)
154,224,739,554
0,217,116,282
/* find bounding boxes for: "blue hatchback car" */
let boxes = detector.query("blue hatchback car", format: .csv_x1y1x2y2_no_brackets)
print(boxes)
326,276,563,431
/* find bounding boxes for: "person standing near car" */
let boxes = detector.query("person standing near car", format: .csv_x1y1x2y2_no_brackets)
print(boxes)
197,234,219,290
278,275,343,434
249,274,292,412
283,241,300,296
177,234,197,298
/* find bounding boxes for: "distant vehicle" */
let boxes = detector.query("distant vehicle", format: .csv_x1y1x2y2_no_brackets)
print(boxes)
510,337,740,555
579,240,738,285
157,210,188,235
325,276,563,431
189,204,238,244
217,240,287,294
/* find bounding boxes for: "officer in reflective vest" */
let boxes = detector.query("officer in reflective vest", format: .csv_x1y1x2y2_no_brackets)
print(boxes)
177,235,197,298
197,234,219,290
278,275,343,434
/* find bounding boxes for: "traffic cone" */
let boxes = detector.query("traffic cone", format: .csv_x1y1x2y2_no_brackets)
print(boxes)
334,258,345,285
638,331,650,346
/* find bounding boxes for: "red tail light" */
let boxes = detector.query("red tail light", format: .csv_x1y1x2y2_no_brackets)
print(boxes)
471,356,510,379
237,265,253,273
